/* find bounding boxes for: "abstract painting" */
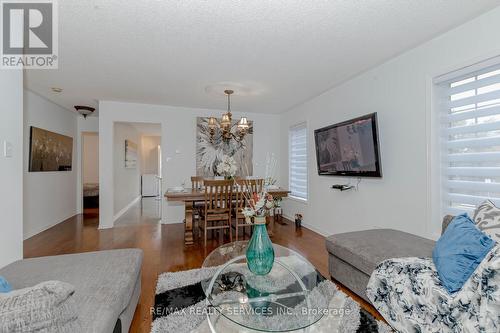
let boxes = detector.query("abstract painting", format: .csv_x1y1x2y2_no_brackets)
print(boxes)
125,140,138,168
29,126,73,172
196,117,253,177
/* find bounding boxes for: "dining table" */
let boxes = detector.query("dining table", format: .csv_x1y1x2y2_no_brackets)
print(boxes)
165,188,290,245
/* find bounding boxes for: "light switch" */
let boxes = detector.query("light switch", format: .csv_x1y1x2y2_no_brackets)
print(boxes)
3,141,13,158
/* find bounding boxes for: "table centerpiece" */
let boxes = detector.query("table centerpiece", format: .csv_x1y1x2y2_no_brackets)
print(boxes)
216,155,237,180
242,188,275,275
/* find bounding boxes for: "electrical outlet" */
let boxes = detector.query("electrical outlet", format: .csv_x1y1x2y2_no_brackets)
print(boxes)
3,141,13,158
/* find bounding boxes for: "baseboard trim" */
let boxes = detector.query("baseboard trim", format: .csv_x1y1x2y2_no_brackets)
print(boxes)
301,222,329,237
113,196,141,222
283,214,329,237
24,212,78,240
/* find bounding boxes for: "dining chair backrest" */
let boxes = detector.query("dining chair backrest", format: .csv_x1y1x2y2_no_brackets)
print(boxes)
234,179,247,211
204,180,233,212
237,178,264,194
191,176,204,190
234,179,264,211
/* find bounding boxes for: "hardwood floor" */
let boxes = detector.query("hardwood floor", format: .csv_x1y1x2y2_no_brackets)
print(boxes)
24,199,382,332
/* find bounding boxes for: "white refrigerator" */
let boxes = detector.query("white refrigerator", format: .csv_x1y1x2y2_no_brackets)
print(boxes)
142,174,158,197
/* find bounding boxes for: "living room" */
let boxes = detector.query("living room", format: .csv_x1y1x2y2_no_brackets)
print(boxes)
1,1,500,332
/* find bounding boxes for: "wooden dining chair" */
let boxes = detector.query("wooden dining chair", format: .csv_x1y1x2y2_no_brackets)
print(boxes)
190,176,205,235
234,177,264,193
233,179,264,240
248,178,264,194
191,176,204,190
199,179,233,247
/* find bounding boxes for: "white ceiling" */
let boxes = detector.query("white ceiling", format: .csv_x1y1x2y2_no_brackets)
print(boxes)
25,0,500,114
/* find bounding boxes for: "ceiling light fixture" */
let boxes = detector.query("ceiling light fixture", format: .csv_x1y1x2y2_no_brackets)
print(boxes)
208,90,249,144
74,105,95,119
51,87,63,93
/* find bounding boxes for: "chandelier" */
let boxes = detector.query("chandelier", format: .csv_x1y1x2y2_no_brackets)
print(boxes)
208,89,249,143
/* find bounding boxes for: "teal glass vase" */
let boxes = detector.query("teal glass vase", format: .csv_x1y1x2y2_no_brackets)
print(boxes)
246,217,275,275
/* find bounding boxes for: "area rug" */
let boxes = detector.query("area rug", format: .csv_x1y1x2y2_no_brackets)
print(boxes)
151,265,393,333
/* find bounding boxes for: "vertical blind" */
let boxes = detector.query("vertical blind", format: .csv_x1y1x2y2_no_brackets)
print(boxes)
289,123,308,200
439,63,500,215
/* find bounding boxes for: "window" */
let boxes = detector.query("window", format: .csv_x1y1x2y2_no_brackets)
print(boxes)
437,62,500,215
289,123,308,200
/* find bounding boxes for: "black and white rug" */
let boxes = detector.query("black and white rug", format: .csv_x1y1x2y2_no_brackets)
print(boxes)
151,266,392,333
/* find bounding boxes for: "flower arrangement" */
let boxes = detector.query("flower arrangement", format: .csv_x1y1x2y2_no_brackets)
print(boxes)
242,192,275,222
243,153,277,275
216,155,237,179
264,177,277,188
263,155,278,189
241,154,278,223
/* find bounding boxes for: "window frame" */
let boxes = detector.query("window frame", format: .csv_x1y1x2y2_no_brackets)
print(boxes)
288,122,308,201
435,61,500,216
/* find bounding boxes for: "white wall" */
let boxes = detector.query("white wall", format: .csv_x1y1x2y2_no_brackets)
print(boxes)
76,116,99,213
0,70,23,268
99,101,281,228
141,136,161,175
114,122,141,216
83,133,99,183
280,6,500,240
23,91,78,239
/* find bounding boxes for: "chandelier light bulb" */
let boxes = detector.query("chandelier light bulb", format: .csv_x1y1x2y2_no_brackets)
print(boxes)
238,117,249,130
221,113,231,127
208,117,217,128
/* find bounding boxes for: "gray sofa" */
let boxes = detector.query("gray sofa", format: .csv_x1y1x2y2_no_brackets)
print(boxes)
0,249,143,333
326,217,453,302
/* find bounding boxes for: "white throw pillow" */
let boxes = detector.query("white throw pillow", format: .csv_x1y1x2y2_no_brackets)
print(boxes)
473,200,500,243
0,280,81,332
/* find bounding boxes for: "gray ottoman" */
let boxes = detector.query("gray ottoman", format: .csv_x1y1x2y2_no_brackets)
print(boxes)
0,249,143,333
326,229,435,302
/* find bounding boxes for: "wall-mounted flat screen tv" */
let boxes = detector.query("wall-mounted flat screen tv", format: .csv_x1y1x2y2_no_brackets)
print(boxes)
314,113,382,177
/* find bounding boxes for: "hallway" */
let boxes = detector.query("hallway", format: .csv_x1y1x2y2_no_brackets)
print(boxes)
115,198,162,226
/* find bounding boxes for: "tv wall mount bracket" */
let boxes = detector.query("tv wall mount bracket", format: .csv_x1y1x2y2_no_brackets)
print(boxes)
331,178,362,192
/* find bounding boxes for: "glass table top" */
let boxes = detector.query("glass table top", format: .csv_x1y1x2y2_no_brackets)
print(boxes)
201,241,327,332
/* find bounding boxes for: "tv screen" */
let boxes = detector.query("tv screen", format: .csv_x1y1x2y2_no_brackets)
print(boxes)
314,113,382,177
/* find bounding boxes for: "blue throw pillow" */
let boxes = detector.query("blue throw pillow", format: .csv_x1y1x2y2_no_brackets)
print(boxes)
0,276,12,293
433,213,495,293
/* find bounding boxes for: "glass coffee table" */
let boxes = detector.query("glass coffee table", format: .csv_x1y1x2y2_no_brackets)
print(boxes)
201,241,328,332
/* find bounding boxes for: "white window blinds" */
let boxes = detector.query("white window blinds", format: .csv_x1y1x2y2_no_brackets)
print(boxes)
438,63,500,215
289,123,308,200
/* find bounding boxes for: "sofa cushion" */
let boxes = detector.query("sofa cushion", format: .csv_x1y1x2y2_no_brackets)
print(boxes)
473,200,500,242
0,281,81,332
326,229,435,275
433,214,495,293
0,249,143,333
0,276,11,293
442,215,455,235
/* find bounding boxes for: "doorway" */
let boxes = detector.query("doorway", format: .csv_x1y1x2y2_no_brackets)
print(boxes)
112,122,162,225
82,132,99,217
